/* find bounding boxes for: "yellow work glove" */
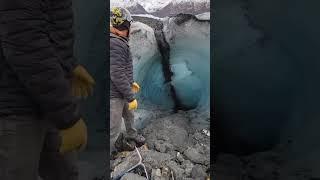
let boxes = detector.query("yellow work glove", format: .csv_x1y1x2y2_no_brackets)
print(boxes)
71,65,95,99
59,118,88,154
128,99,138,110
132,82,140,93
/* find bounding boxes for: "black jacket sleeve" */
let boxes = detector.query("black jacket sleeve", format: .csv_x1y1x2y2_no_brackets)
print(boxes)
0,0,80,129
47,0,78,74
110,39,135,102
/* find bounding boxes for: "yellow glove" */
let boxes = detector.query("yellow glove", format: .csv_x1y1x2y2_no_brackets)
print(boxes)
128,99,138,110
59,118,88,154
71,65,95,98
132,82,140,93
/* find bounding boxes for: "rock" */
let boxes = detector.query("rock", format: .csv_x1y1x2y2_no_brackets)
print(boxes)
120,173,147,180
143,114,190,151
167,161,185,179
155,169,162,176
183,160,195,177
141,149,174,168
184,147,208,165
202,129,210,137
111,112,211,180
151,169,162,180
162,167,171,177
176,152,185,163
111,158,123,170
151,167,171,180
191,165,207,178
193,132,203,141
154,140,167,153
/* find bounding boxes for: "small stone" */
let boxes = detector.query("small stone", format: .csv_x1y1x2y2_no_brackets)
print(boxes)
184,147,207,165
176,152,184,163
183,160,195,177
155,141,167,153
155,169,162,176
111,158,122,170
202,129,210,137
140,150,174,168
167,161,185,179
162,167,170,177
151,168,162,180
193,132,203,141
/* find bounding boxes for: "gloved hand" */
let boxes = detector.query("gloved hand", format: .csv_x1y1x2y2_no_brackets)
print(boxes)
59,118,87,154
132,82,140,93
71,65,95,98
128,99,138,110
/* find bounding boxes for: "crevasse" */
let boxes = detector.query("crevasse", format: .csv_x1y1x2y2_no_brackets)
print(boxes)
129,14,210,127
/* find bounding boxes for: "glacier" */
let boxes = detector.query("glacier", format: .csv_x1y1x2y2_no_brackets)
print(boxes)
215,0,320,179
128,14,210,128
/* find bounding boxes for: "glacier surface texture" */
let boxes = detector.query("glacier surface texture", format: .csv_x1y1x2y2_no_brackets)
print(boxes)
129,14,210,128
215,0,320,177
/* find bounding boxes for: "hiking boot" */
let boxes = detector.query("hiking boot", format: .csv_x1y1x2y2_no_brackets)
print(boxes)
115,133,136,152
126,133,146,147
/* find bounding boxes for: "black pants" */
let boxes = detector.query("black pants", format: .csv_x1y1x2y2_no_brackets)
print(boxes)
0,115,78,180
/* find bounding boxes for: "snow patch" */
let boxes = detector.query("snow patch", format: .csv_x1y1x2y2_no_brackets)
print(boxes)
110,0,138,9
196,12,210,20
132,14,164,20
138,0,172,13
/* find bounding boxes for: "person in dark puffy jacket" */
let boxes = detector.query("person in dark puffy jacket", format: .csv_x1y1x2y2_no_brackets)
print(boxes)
0,0,94,179
110,7,145,153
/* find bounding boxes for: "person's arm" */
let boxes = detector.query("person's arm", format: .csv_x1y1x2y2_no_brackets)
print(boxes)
110,40,135,102
47,0,78,74
0,0,80,129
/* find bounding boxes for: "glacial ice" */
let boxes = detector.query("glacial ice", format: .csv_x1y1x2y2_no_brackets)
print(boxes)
128,14,210,127
215,0,320,179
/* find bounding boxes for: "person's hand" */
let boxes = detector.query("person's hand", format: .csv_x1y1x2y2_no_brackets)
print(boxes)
132,82,140,93
71,65,95,98
59,118,87,154
128,99,138,110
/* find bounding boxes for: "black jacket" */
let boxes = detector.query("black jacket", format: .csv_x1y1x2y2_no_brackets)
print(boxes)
110,33,134,102
0,0,80,129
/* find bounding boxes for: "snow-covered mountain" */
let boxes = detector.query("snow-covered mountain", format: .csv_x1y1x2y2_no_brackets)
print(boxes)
110,0,210,17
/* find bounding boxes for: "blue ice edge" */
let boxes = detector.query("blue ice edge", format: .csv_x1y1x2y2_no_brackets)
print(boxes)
135,36,210,112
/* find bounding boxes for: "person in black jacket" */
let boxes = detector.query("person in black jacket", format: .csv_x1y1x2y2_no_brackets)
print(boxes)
0,0,94,179
110,7,145,153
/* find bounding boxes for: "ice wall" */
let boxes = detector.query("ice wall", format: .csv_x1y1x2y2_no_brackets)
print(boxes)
215,0,298,154
215,0,320,175
129,14,210,127
163,14,210,110
129,22,175,110
246,0,320,173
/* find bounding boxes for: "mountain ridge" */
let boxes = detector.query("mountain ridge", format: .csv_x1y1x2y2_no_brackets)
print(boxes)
110,0,210,17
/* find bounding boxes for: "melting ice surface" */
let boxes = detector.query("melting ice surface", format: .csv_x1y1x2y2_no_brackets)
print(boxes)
170,37,210,110
129,15,210,128
137,37,210,110
139,56,175,109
